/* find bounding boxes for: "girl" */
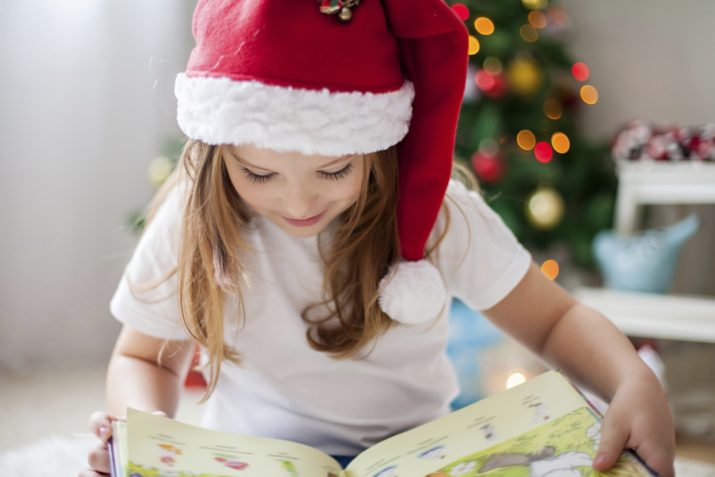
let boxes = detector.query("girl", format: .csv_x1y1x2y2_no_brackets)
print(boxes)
81,1,675,476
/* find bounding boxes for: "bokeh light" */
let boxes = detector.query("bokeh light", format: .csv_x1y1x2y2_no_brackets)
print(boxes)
522,0,547,10
474,17,495,35
551,132,570,154
517,130,536,151
534,141,553,163
452,3,470,21
520,24,539,43
544,97,562,120
506,371,527,389
468,35,480,55
580,85,599,105
571,62,590,81
483,56,502,74
541,259,560,280
528,11,547,29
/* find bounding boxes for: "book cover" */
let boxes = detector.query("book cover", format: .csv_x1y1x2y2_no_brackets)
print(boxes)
109,370,654,477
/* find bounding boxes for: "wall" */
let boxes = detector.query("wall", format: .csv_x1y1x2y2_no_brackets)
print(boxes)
0,0,193,371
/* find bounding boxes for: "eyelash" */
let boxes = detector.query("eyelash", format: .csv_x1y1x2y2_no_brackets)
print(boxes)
240,163,354,183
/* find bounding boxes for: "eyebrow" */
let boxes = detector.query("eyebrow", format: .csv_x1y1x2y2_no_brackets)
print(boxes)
230,151,353,172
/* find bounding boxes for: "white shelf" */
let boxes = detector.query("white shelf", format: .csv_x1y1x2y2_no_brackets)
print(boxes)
574,287,715,343
614,161,715,234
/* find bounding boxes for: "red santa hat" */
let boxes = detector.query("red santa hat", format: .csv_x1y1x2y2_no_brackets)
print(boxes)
175,0,468,325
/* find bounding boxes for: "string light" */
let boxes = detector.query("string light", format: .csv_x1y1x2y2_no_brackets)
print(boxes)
541,259,560,280
451,3,470,21
528,11,547,29
544,98,562,120
468,35,480,55
517,130,536,151
580,84,599,105
474,17,495,35
534,141,553,163
551,132,570,154
520,24,539,43
571,62,590,81
475,70,496,91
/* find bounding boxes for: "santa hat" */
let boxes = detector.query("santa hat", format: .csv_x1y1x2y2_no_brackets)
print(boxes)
175,0,469,325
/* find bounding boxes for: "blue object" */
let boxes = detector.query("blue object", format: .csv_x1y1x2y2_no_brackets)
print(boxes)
593,214,699,294
446,299,504,409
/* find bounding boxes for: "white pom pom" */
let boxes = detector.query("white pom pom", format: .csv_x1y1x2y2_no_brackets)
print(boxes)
378,260,447,325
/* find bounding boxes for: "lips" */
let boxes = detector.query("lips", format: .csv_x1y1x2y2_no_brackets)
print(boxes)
282,211,325,227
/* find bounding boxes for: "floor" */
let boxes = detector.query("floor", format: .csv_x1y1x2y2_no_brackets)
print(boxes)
1,363,713,465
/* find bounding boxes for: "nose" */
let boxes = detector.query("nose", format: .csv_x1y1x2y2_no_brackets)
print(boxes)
282,183,318,219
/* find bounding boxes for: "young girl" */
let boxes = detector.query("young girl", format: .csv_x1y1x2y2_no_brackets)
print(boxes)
81,1,675,476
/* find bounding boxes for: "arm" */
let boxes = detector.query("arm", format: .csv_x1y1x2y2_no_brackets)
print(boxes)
482,263,675,476
106,325,195,419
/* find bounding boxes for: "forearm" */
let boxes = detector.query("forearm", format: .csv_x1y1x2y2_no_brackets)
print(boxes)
106,354,184,419
539,302,658,401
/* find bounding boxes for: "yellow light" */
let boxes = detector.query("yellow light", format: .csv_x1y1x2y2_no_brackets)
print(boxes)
541,259,560,280
580,84,599,105
551,132,570,154
544,97,562,120
522,0,547,9
516,130,536,151
520,24,539,43
506,371,527,389
474,17,495,35
528,11,547,29
468,35,480,55
483,56,502,74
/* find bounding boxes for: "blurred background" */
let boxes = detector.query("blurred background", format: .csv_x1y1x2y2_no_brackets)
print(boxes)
1,0,714,473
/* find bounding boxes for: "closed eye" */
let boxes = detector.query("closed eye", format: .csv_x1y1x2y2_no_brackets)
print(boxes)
241,167,275,184
318,163,354,181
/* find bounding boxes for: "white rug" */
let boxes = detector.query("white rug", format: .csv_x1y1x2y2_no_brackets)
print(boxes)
1,434,714,477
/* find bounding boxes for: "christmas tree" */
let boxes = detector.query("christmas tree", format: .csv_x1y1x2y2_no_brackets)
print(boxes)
448,0,616,270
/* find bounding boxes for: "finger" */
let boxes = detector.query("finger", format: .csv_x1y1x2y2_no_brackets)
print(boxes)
87,443,112,474
634,441,675,477
88,411,114,442
593,410,630,471
78,468,109,477
152,410,168,417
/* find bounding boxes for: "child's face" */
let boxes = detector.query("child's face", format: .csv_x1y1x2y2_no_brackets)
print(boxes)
223,144,366,238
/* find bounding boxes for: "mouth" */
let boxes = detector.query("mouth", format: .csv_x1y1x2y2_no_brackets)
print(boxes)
282,211,325,227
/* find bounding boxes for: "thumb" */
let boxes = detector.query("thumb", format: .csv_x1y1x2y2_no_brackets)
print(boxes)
593,411,630,471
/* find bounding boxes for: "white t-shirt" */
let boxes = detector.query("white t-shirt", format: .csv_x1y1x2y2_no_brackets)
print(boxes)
110,179,531,455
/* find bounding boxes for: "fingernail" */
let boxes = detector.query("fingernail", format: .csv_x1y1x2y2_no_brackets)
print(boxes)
99,426,108,437
593,453,607,467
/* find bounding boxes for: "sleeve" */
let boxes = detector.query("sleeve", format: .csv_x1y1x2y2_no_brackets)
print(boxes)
109,184,191,341
431,180,532,311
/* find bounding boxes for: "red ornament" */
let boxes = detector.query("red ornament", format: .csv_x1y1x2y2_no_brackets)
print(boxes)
534,141,554,163
471,151,505,183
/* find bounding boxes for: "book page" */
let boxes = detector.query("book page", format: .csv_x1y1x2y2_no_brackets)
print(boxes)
119,408,343,477
345,371,652,477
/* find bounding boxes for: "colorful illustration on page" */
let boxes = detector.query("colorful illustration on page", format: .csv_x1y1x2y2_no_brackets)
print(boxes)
422,407,651,477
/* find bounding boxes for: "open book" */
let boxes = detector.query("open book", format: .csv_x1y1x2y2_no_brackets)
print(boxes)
109,370,653,477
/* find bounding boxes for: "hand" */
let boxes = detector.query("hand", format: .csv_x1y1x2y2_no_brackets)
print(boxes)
79,410,168,477
78,411,115,477
592,372,675,477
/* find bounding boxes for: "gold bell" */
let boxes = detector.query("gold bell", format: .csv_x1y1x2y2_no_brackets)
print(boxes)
338,6,353,22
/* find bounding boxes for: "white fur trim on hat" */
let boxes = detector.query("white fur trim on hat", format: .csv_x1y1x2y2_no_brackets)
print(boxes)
378,260,447,325
175,74,415,156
